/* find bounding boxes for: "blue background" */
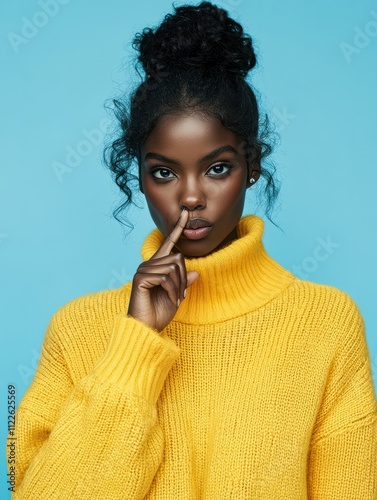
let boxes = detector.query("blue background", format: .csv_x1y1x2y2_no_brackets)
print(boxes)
1,0,377,496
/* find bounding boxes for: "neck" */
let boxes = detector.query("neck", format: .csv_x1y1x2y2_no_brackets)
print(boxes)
141,214,296,324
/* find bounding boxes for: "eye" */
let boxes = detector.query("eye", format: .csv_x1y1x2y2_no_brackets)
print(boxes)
206,163,233,177
149,168,175,179
148,163,234,181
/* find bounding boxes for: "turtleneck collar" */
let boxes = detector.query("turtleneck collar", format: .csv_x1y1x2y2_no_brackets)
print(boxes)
140,214,296,324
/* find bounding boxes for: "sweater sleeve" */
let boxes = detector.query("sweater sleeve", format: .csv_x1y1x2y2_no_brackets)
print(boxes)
9,310,180,499
307,294,377,499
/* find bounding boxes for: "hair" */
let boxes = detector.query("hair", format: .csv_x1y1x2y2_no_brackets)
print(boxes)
103,1,281,234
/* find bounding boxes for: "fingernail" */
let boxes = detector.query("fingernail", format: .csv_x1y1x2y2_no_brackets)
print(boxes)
176,298,180,307
183,289,187,298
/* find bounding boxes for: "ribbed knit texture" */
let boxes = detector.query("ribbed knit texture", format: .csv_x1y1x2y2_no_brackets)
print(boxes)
10,214,377,499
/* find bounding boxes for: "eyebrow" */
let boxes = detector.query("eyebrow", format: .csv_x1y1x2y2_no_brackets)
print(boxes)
144,145,239,165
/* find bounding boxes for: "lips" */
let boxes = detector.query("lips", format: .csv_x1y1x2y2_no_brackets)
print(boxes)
185,218,212,230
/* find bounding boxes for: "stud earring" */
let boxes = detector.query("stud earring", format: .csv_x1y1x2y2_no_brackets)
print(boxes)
249,177,255,184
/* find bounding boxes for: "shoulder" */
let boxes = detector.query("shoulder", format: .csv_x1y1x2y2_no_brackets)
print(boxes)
279,279,370,366
282,278,364,331
48,283,133,339
32,284,133,385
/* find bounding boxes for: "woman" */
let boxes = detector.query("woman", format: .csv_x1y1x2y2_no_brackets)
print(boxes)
11,2,377,498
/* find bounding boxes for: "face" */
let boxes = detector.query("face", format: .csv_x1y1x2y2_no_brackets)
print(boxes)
140,112,258,258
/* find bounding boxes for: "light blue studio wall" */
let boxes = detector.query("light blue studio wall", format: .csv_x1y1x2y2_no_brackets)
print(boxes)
1,0,377,494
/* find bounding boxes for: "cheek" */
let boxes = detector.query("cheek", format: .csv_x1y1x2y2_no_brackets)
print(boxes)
215,178,246,207
143,179,171,210
146,197,169,222
143,187,172,228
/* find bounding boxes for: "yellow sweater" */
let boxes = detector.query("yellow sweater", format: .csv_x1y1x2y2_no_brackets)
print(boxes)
10,214,377,499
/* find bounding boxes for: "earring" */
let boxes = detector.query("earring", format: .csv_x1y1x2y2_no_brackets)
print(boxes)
249,177,255,184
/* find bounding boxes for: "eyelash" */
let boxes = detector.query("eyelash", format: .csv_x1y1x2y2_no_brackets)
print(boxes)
148,163,235,181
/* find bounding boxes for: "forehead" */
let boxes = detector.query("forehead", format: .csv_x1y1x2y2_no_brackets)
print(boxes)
142,112,242,153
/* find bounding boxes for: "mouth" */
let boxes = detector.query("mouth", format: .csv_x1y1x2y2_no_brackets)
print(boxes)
184,218,212,230
182,225,213,240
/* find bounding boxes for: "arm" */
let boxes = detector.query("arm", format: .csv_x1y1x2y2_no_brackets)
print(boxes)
307,295,377,499
9,310,180,499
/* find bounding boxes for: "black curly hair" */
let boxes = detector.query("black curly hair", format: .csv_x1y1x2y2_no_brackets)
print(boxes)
103,1,281,234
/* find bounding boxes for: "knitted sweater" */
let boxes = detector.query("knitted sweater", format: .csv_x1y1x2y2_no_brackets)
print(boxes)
10,214,377,499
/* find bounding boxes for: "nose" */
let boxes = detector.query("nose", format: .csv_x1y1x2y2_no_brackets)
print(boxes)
179,176,206,212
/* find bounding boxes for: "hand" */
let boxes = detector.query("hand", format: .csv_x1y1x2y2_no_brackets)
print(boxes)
127,209,200,332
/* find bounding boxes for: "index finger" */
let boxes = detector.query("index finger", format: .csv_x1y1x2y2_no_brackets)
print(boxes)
153,208,189,258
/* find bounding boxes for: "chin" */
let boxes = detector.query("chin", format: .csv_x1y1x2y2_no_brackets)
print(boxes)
175,240,218,259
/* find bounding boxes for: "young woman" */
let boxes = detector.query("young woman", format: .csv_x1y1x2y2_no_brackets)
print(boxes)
11,2,377,498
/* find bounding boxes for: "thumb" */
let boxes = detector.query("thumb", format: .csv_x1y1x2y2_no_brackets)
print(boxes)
186,271,200,287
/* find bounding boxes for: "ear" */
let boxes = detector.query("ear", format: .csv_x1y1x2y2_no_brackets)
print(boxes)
247,165,261,187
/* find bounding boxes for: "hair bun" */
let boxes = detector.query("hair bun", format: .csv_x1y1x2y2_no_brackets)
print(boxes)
133,1,257,78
